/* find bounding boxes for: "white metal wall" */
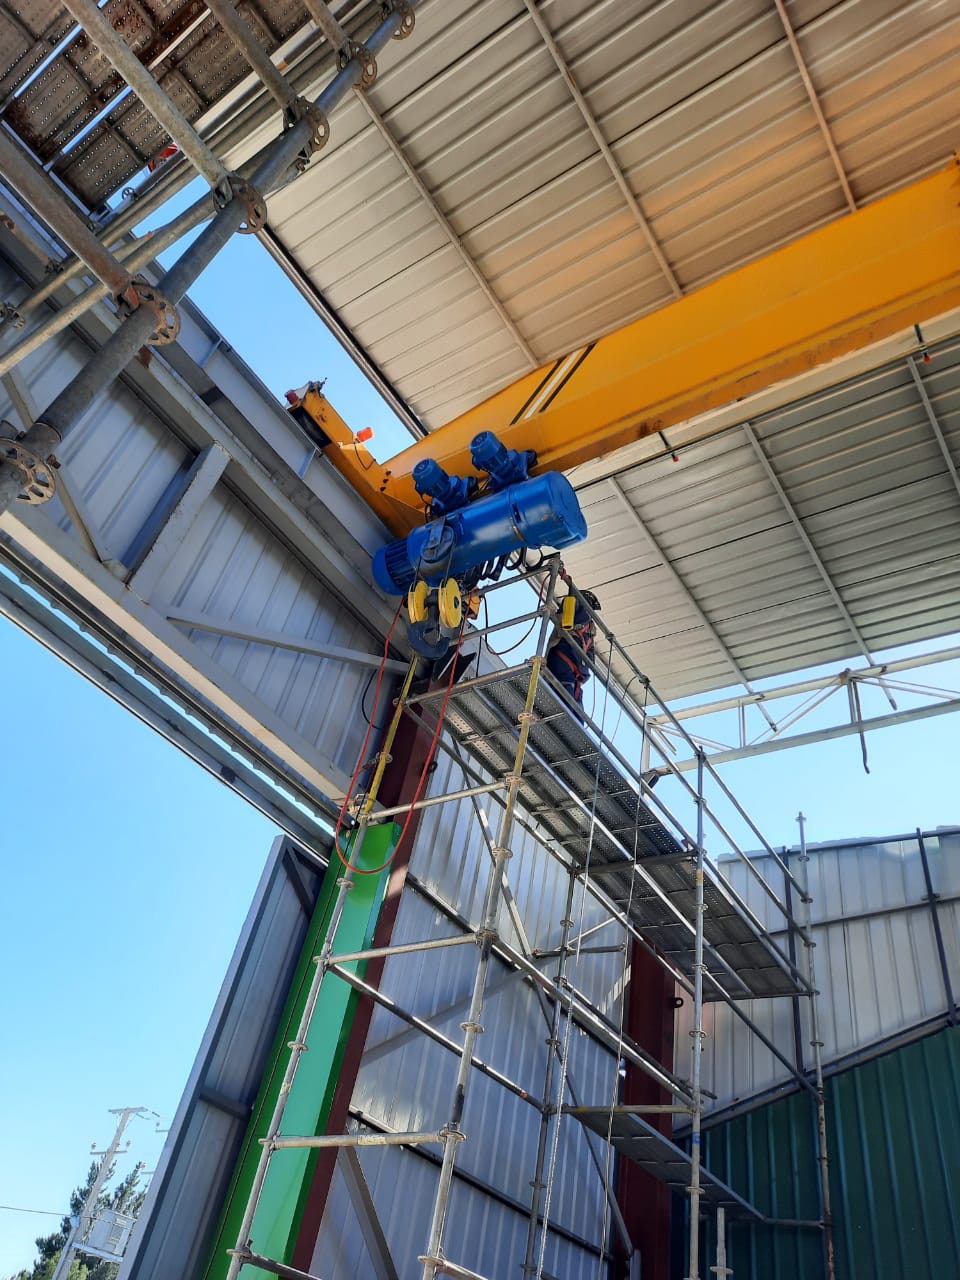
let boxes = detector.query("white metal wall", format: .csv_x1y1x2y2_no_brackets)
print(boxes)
0,248,395,809
311,739,630,1277
678,827,960,1116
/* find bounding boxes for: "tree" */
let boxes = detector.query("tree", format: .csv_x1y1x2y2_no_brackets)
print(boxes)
4,1161,147,1280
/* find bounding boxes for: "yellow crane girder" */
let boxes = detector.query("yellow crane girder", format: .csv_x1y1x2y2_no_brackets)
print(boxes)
294,158,960,536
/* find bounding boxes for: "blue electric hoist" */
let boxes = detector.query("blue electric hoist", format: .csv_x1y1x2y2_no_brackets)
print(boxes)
372,431,588,657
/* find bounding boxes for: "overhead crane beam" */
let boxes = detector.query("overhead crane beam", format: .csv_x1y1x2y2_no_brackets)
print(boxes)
297,160,960,535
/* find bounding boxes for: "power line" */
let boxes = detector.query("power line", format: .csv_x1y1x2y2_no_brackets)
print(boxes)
0,1203,64,1217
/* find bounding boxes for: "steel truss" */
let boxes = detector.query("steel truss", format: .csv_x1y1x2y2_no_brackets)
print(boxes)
226,563,836,1280
649,642,960,770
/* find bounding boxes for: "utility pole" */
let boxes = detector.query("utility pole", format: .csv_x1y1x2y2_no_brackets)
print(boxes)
51,1107,148,1280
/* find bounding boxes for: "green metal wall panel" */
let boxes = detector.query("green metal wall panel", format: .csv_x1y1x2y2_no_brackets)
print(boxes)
695,1028,960,1280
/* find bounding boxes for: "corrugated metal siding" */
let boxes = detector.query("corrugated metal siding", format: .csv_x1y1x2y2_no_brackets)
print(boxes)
0,256,388,797
313,1140,606,1280
697,1027,960,1280
122,838,327,1280
307,740,630,1275
677,829,960,1115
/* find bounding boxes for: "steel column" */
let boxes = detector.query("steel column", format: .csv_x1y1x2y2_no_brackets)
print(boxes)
916,828,958,1025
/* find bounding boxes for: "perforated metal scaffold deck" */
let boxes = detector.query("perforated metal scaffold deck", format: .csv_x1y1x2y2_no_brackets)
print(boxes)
429,661,806,1003
572,1109,762,1220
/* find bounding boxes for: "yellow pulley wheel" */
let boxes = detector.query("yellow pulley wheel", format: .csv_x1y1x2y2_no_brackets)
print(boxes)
437,577,463,630
407,579,429,624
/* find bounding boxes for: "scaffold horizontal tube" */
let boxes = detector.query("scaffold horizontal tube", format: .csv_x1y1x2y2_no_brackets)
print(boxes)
267,1129,444,1150
324,933,476,965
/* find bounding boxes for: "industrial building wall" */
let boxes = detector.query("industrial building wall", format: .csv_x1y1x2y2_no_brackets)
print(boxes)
697,1026,960,1280
121,837,329,1280
309,744,629,1279
0,251,394,809
677,829,960,1115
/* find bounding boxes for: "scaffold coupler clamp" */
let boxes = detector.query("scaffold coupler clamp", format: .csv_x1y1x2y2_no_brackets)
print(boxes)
212,175,267,235
339,39,377,88
116,275,180,346
383,0,415,39
0,420,57,505
289,99,330,160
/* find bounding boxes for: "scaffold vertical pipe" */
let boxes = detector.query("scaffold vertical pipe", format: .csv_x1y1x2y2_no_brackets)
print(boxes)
687,750,707,1280
521,873,577,1277
711,1206,730,1278
224,658,415,1280
796,812,836,1280
419,652,547,1280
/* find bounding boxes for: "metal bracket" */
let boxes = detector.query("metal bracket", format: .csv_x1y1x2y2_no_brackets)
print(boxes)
0,430,56,504
0,301,24,329
339,39,377,87
290,98,330,155
134,282,180,345
223,176,268,234
384,0,415,39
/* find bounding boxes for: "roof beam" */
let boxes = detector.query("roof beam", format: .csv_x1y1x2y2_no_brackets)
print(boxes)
773,0,856,213
521,0,681,298
312,160,960,530
605,477,777,733
742,424,891,691
353,90,539,368
906,353,960,505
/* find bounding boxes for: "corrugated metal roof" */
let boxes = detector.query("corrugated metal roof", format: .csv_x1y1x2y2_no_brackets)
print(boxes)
5,0,959,703
251,0,960,428
562,333,960,701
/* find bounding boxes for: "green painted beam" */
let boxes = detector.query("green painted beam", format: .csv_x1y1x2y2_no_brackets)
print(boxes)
203,824,401,1280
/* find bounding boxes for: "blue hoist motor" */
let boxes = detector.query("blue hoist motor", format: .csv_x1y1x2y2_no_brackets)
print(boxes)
372,432,588,657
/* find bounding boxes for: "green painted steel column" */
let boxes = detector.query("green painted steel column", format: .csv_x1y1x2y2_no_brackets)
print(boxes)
204,823,401,1279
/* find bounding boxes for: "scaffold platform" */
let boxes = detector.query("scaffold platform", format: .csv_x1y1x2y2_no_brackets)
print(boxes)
572,1109,763,1220
433,661,807,1003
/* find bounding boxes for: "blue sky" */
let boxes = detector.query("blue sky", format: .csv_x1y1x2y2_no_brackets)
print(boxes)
1,192,958,1274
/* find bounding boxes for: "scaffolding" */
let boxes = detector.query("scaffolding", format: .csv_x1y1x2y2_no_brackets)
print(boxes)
0,6,835,1272
225,562,836,1280
0,0,417,514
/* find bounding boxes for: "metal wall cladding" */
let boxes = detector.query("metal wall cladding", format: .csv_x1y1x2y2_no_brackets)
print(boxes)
355,880,624,1228
698,1027,960,1280
257,0,960,431
312,1139,606,1280
0,262,384,794
335,758,632,1275
676,829,960,1116
121,838,327,1280
152,479,380,780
